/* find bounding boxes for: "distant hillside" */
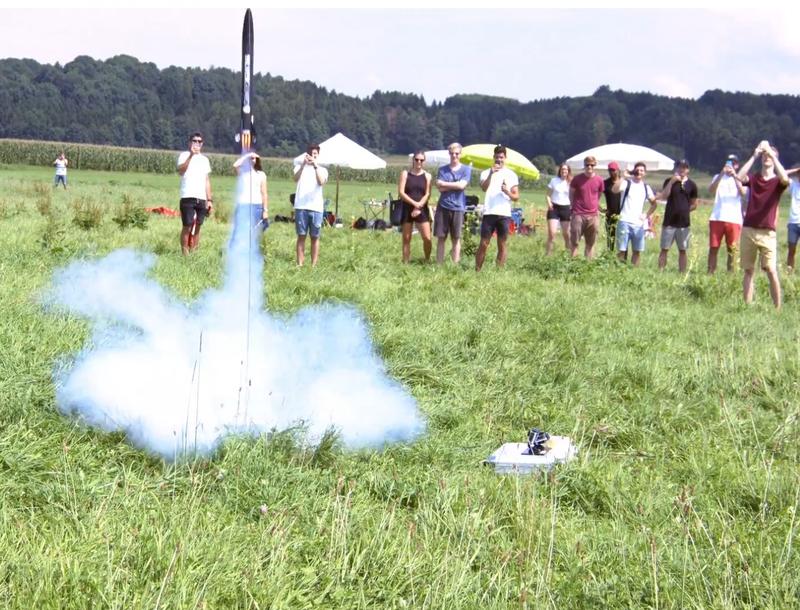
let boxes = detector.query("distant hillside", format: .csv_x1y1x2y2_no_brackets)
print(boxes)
1,55,799,172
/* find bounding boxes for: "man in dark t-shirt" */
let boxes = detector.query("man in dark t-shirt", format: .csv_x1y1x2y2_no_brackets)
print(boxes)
602,162,622,252
658,159,698,272
737,140,790,308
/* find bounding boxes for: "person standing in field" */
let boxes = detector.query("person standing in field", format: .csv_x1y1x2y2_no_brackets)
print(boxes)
231,152,268,252
475,145,520,271
738,141,790,308
398,151,433,263
658,159,698,272
177,132,213,255
293,143,329,267
545,162,572,255
784,167,800,270
434,142,472,264
707,154,747,273
611,162,658,266
53,152,68,189
602,162,622,252
569,156,605,259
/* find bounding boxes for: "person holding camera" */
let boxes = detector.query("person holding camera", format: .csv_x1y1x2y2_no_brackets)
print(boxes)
53,152,68,189
658,159,698,272
707,154,747,273
475,145,520,271
737,140,790,308
293,143,329,267
231,152,269,254
177,132,213,255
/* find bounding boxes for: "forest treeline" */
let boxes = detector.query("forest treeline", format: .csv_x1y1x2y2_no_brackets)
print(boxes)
2,54,800,173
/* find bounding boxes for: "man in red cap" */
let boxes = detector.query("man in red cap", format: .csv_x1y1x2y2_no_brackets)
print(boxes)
602,162,622,252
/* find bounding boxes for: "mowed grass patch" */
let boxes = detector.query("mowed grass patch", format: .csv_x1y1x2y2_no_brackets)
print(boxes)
1,166,800,608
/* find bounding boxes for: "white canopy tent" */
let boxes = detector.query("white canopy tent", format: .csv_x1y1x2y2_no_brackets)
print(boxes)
293,132,387,216
407,150,451,167
566,143,676,172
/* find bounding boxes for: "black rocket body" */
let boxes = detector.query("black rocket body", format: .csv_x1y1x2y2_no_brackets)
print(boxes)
237,9,255,153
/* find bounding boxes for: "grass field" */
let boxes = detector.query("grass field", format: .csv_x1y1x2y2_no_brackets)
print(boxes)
1,164,800,608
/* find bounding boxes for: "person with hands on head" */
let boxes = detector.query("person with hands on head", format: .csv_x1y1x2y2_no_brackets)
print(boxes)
231,152,269,251
707,154,746,273
398,151,433,263
657,159,698,272
177,131,213,255
293,143,329,267
611,162,658,266
545,163,572,255
737,140,790,308
434,142,472,264
475,145,520,271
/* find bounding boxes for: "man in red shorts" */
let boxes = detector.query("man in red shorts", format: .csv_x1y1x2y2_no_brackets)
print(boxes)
569,155,605,259
707,154,747,273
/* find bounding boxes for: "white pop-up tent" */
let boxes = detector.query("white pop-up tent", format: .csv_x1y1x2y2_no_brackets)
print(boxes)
407,150,451,167
294,132,387,216
566,143,676,172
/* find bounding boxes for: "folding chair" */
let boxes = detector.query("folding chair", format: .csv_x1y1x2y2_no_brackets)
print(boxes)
362,198,386,224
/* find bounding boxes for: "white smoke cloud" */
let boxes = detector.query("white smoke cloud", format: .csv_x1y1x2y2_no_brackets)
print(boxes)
45,173,425,460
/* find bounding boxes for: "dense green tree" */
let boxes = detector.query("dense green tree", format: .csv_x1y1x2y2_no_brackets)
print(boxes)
2,55,799,171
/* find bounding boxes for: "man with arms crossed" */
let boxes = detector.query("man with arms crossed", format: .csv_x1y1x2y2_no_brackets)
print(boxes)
707,154,746,273
658,159,698,272
611,162,658,266
475,145,520,271
434,142,472,264
738,141,790,308
177,132,213,255
569,156,605,258
293,143,329,267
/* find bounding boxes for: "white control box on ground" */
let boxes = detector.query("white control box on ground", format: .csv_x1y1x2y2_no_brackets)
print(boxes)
484,437,577,474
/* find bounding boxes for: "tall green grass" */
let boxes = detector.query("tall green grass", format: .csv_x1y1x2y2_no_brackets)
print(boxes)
1,165,799,608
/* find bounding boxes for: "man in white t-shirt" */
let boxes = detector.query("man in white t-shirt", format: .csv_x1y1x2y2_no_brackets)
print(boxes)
786,167,800,269
53,152,68,189
176,132,213,255
475,145,520,271
293,143,329,267
707,154,747,273
611,161,658,266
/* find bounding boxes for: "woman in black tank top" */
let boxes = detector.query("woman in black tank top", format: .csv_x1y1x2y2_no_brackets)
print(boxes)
398,150,433,263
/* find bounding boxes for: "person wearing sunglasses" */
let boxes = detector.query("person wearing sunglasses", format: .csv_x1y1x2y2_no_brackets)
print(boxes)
569,155,605,259
177,132,213,255
398,151,433,263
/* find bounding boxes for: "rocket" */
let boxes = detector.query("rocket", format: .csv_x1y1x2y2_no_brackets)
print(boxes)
236,9,256,153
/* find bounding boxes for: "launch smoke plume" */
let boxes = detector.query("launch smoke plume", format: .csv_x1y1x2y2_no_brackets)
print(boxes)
46,170,425,459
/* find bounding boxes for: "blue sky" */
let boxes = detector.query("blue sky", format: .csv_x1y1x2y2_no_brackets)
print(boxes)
3,7,800,103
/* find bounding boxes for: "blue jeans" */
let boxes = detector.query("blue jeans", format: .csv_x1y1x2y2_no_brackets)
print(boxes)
616,220,646,252
295,209,323,238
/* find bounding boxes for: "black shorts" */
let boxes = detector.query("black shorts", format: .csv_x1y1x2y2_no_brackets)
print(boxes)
546,204,571,222
180,198,209,227
401,201,431,224
480,214,510,240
